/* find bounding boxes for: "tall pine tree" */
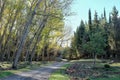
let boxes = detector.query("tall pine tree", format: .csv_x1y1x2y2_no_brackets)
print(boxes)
103,8,107,26
88,9,92,32
111,6,118,51
72,20,86,57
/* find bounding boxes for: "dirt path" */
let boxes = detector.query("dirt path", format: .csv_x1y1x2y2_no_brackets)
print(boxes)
1,62,68,80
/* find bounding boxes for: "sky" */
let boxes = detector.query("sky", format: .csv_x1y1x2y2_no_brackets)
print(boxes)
65,0,120,31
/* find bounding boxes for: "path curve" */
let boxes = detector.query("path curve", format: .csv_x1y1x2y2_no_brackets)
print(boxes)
1,62,68,80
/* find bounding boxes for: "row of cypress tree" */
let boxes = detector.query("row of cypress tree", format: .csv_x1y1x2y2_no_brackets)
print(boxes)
71,6,120,60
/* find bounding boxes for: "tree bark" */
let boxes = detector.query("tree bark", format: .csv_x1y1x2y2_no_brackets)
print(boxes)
12,0,42,69
0,0,6,21
1,9,18,61
93,53,97,67
29,17,48,64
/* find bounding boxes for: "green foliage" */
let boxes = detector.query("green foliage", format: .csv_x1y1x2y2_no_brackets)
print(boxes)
108,6,120,52
71,6,120,60
78,20,86,44
83,15,107,58
0,0,73,68
104,64,110,68
70,20,86,58
88,9,92,31
62,47,70,59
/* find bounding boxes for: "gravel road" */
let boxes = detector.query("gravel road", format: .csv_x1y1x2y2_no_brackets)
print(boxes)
1,62,67,80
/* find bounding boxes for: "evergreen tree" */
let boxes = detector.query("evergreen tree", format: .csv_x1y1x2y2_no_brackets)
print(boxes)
88,9,92,31
104,8,107,21
93,11,99,31
83,29,107,66
109,13,112,24
83,12,107,66
71,20,86,57
111,6,118,50
71,6,120,60
75,20,85,49
111,6,120,52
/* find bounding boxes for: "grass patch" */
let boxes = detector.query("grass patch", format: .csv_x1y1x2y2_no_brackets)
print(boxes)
70,59,103,62
0,71,13,78
49,63,71,80
91,75,120,80
110,63,120,67
49,70,70,80
90,61,120,80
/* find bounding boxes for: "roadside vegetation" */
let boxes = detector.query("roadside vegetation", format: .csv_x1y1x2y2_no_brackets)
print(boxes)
50,59,120,80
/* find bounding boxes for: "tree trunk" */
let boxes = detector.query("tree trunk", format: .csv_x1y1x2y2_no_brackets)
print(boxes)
93,53,97,67
29,16,48,64
12,0,42,69
0,15,12,57
0,0,6,21
47,49,49,61
2,9,18,61
42,48,45,61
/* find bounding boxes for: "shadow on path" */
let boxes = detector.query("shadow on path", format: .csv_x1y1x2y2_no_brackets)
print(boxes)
1,62,68,80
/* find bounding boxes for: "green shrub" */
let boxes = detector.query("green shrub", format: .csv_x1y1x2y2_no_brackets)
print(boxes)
104,64,110,68
86,78,91,80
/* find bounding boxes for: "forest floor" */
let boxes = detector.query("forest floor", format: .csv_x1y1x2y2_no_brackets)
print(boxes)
50,59,120,80
0,62,68,80
0,59,120,80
